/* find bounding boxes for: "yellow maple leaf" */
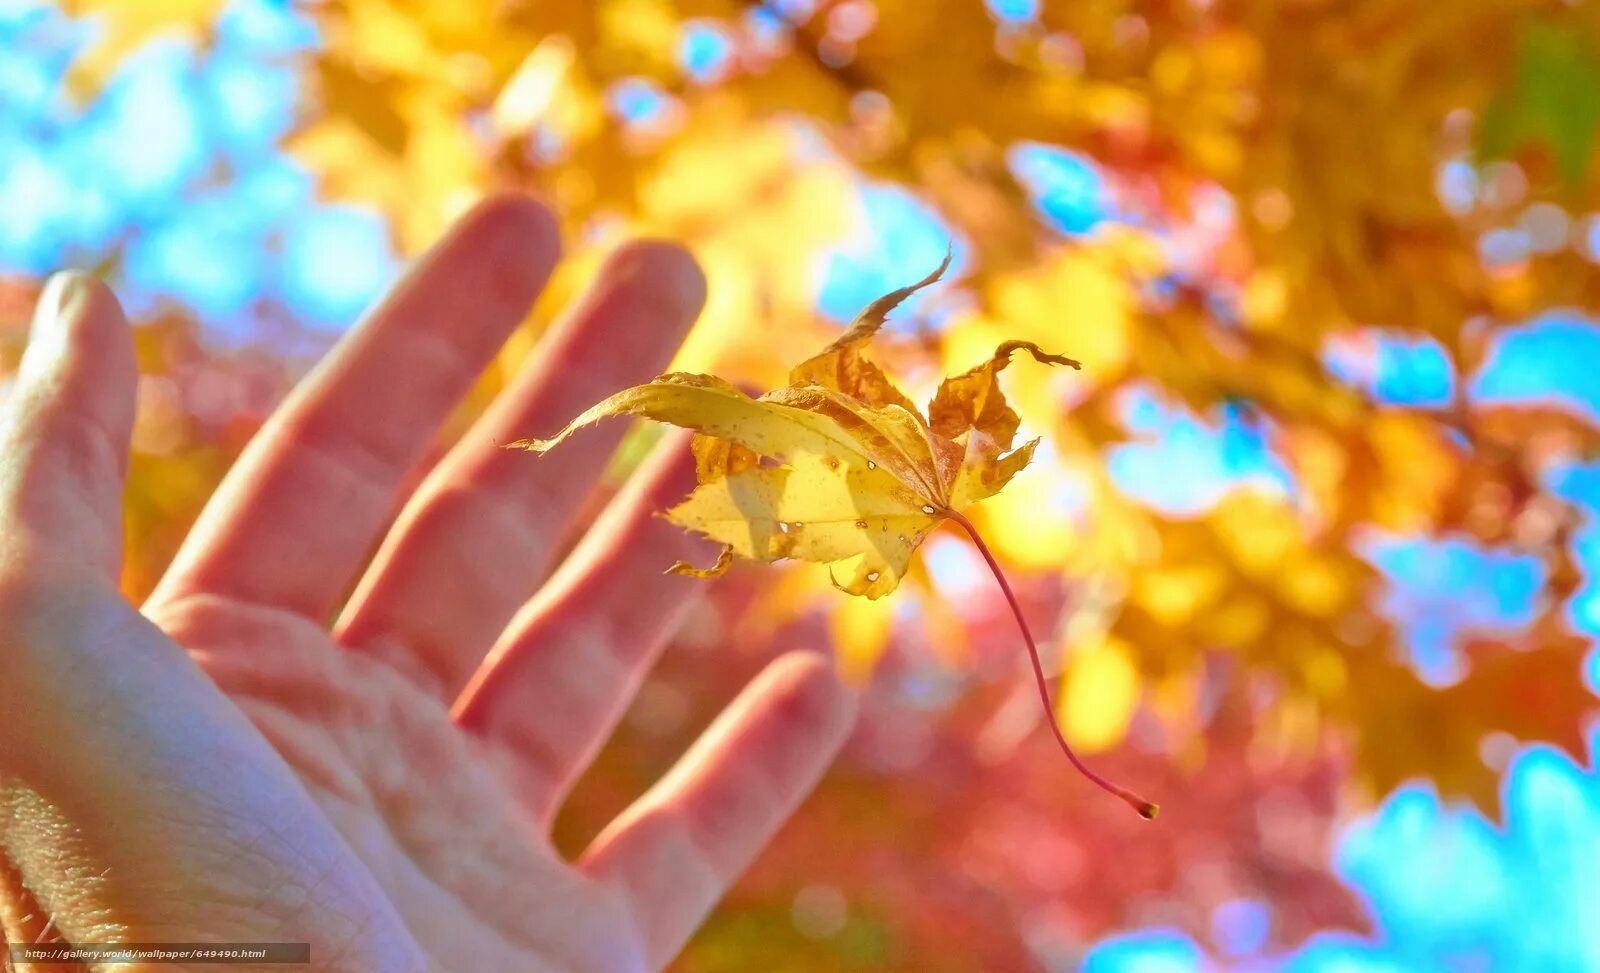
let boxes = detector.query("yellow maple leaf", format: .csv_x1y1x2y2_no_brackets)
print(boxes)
512,256,1157,819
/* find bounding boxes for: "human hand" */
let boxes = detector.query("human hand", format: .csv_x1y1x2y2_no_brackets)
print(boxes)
0,195,857,972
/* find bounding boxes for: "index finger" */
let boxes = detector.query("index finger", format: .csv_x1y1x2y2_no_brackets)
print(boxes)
148,194,561,621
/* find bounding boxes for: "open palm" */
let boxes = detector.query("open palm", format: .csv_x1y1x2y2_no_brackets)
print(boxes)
0,196,855,972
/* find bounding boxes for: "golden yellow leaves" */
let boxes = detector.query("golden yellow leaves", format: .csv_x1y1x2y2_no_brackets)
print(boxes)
59,0,227,97
513,257,1079,600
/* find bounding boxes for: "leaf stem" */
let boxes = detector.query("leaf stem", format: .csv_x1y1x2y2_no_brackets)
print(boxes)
942,507,1159,820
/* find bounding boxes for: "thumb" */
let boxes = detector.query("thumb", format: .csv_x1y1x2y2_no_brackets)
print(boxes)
0,272,136,583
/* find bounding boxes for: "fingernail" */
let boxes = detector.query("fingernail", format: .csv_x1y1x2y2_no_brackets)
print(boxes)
23,272,89,371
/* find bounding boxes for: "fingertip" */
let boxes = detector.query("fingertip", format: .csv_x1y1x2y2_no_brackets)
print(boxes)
468,191,563,257
22,272,133,397
449,192,564,308
604,239,707,323
765,650,859,738
29,271,127,347
72,274,132,352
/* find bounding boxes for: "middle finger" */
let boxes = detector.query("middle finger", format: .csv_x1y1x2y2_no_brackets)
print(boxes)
333,240,704,696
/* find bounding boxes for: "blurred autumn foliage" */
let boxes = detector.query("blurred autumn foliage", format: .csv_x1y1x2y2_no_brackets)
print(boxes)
8,0,1600,967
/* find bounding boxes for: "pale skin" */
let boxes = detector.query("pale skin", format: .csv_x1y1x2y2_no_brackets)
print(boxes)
0,194,858,972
